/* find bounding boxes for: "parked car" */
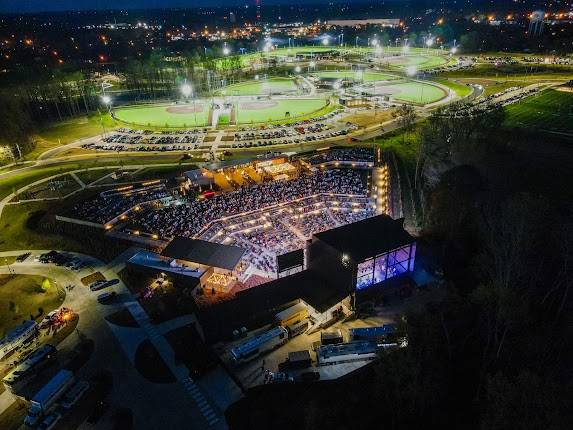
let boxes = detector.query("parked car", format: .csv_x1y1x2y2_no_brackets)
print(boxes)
97,291,117,304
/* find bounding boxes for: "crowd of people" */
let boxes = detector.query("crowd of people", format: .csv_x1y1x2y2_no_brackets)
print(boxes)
127,169,368,239
201,194,376,276
71,185,172,224
307,147,375,165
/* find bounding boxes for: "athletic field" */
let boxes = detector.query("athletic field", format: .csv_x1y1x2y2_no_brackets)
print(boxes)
357,81,448,104
312,70,398,82
504,89,573,133
235,98,329,124
384,54,451,71
113,102,211,128
217,77,299,96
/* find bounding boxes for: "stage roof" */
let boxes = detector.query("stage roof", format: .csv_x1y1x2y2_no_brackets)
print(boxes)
161,237,245,271
314,215,415,262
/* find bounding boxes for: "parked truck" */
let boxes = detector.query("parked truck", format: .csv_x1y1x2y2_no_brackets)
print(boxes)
2,344,57,393
231,326,288,364
24,369,75,427
0,320,37,360
275,302,308,328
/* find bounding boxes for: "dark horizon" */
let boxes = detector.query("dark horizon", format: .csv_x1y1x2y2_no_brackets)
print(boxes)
0,0,538,14
0,0,377,14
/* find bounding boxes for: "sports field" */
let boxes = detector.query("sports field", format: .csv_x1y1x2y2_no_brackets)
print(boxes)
235,98,329,124
384,54,450,71
312,70,398,82
113,102,211,128
217,77,299,96
357,81,448,104
504,89,573,134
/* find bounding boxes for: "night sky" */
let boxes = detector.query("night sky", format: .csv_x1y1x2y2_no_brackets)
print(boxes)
1,0,345,14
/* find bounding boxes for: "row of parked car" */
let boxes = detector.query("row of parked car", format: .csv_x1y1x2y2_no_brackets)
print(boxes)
36,251,86,271
90,278,120,303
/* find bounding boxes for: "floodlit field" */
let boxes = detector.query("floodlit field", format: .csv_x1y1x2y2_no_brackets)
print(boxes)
113,102,211,128
312,70,398,82
217,77,299,96
384,54,450,70
359,81,448,104
504,89,573,134
235,98,330,124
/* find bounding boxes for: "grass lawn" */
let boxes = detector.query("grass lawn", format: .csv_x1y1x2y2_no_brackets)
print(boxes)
217,77,298,96
16,174,81,201
431,78,473,98
385,54,450,71
386,82,447,104
0,201,84,252
504,89,573,134
0,274,63,337
0,162,87,200
443,63,573,82
342,109,396,127
0,201,131,261
236,98,329,124
74,168,118,185
29,114,118,160
113,102,211,128
312,70,398,82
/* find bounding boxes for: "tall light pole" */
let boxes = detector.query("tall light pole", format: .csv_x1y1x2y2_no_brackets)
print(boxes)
100,95,112,138
181,81,197,127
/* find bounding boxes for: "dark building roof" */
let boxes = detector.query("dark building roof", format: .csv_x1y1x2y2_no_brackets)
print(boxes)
161,237,245,271
237,270,349,314
184,169,214,186
313,215,415,263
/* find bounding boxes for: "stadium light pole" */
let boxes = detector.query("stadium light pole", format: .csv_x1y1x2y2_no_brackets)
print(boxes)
223,42,231,56
425,36,434,53
100,95,112,138
181,81,197,126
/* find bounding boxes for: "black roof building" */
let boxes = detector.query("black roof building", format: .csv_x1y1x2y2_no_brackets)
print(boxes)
161,237,246,271
313,215,415,263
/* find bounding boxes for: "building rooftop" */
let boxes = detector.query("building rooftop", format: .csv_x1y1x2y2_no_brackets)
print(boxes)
313,215,415,263
162,237,246,271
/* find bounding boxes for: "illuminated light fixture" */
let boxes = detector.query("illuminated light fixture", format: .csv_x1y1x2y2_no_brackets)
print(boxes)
223,47,231,56
406,65,417,77
101,95,112,105
181,83,192,98
294,65,302,73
